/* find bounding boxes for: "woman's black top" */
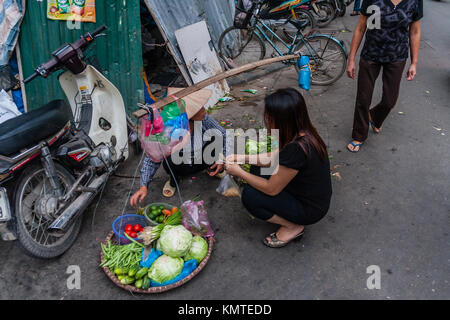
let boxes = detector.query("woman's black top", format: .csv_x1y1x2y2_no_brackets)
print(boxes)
360,0,423,63
278,141,332,214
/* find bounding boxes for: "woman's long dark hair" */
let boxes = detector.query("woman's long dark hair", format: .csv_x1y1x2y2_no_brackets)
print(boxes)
264,88,328,162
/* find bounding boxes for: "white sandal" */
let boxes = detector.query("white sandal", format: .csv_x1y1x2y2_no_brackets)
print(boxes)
162,180,176,198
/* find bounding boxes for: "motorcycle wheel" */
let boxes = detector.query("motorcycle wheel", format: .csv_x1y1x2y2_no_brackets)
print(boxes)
13,163,82,258
313,2,335,28
337,0,347,17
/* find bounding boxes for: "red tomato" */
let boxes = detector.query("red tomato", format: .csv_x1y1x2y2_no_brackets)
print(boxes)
133,224,142,232
139,226,145,232
125,224,133,232
130,232,138,238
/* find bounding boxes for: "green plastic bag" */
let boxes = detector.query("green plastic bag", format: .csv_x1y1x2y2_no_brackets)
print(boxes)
160,100,185,123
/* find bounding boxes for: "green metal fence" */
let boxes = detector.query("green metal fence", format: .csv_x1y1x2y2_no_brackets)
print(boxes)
19,0,144,116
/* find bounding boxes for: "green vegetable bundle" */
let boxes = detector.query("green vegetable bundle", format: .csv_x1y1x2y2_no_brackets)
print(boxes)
245,136,276,155
100,240,143,270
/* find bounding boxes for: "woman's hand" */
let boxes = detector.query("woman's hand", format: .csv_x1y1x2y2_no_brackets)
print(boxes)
225,162,244,178
208,162,224,176
346,59,357,79
130,186,147,207
406,63,417,81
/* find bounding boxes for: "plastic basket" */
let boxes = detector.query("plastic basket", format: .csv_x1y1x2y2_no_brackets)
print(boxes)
144,202,175,226
112,214,148,245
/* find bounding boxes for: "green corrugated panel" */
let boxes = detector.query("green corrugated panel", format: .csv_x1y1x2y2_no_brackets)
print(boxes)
19,0,144,116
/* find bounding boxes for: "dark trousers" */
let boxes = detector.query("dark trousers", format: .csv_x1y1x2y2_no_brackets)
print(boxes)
241,166,326,226
162,157,210,188
352,58,406,142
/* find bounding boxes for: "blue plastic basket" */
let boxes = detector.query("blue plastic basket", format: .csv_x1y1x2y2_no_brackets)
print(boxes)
112,214,148,245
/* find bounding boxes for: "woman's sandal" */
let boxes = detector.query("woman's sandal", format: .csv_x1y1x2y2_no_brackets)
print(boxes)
369,114,382,133
162,180,176,198
347,141,363,153
263,230,305,248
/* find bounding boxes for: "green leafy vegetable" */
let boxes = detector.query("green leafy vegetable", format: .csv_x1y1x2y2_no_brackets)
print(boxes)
158,225,193,258
184,236,208,264
148,255,184,283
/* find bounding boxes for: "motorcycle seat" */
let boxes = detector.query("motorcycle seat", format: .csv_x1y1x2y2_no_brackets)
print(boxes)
0,100,72,156
288,19,309,31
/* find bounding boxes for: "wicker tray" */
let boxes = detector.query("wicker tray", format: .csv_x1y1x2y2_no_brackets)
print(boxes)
100,231,214,293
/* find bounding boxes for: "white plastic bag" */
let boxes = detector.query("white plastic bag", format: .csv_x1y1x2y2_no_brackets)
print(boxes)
216,174,241,197
0,90,21,124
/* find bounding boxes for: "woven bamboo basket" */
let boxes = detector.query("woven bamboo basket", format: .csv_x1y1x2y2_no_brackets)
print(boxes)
100,231,214,293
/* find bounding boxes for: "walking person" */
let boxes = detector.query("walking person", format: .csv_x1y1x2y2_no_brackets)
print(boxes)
225,89,332,248
346,0,423,152
350,0,361,16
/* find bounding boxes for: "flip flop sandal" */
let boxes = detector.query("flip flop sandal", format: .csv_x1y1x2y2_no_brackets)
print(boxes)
347,141,363,153
162,180,176,198
369,120,382,133
263,231,305,248
369,114,382,133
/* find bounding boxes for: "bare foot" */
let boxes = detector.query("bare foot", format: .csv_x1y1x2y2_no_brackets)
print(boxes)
266,225,305,243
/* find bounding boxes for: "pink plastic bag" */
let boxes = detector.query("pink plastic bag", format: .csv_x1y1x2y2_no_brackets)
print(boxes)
139,104,190,162
181,200,214,238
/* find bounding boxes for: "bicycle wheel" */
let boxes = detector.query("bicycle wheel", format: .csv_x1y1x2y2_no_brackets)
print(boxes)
294,35,347,85
218,26,266,68
281,9,316,42
313,2,335,27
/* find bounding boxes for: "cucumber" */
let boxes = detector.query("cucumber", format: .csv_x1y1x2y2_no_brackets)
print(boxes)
121,276,135,285
135,267,148,280
135,279,143,289
128,268,138,277
142,276,151,290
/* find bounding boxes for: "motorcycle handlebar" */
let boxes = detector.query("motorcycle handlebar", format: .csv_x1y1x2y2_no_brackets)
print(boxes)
23,71,39,84
23,25,108,84
89,25,107,38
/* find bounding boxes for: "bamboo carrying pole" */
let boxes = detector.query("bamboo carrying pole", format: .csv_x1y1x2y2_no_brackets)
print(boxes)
133,54,300,119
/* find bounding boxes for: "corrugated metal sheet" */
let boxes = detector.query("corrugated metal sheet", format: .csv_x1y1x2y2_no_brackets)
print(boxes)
19,0,144,116
145,0,235,83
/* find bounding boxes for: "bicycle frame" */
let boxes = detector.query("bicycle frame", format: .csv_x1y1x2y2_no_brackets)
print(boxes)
251,17,322,65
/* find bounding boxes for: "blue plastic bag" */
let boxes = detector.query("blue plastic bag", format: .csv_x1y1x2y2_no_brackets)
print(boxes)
150,259,198,287
140,248,163,268
297,56,311,91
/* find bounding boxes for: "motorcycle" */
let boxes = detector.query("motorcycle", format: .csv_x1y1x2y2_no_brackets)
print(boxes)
0,25,129,258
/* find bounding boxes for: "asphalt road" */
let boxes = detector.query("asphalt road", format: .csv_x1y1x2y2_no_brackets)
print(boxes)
0,0,448,300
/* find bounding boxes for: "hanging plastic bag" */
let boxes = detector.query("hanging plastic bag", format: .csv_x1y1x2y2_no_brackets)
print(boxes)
139,101,190,162
181,200,214,238
297,56,311,91
216,174,241,197
0,90,21,124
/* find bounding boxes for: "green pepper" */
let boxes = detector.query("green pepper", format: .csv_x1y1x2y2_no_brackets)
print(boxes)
114,267,123,275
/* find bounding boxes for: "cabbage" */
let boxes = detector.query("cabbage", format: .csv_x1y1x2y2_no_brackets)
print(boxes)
159,225,193,258
184,236,208,264
245,136,276,155
148,255,184,283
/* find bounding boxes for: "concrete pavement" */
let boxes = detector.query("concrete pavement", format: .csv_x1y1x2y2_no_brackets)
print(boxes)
0,0,448,300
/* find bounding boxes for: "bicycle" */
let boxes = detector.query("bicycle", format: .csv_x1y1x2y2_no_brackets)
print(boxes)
219,0,348,85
